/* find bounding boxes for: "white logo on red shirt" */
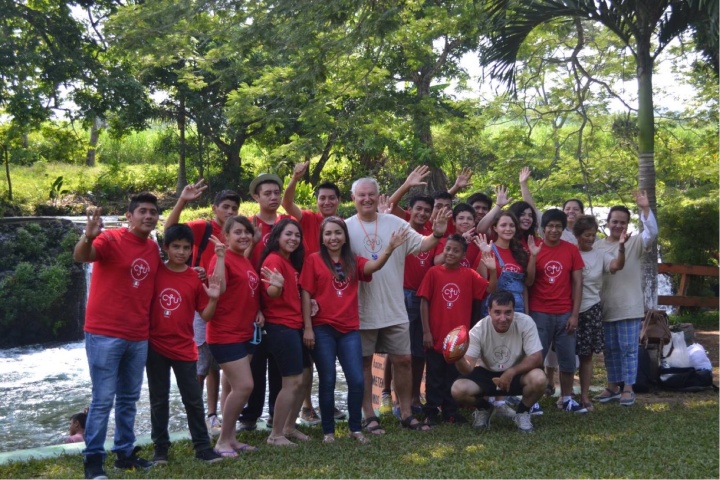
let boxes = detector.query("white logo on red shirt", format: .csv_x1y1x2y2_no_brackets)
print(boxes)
130,259,150,288
416,251,430,266
441,283,461,308
247,270,259,297
544,260,563,284
503,264,522,274
332,277,349,297
262,233,271,245
159,288,181,317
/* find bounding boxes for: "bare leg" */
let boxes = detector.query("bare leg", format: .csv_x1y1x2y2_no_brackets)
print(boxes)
579,354,593,405
390,354,429,429
411,356,424,408
206,368,220,415
216,358,253,452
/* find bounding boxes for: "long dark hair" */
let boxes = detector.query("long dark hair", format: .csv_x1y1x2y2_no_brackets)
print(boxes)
260,218,305,273
508,201,537,242
319,216,357,282
492,211,528,270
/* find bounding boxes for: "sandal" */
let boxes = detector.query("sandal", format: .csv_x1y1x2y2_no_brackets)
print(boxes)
323,434,336,444
362,416,385,435
400,416,431,431
266,435,297,447
593,388,621,403
233,443,258,453
350,431,370,444
283,429,310,442
619,391,636,407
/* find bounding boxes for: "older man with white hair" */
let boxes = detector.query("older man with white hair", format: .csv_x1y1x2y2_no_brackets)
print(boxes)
345,177,451,433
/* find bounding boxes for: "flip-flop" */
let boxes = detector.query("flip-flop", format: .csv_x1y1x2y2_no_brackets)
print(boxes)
619,392,636,407
593,388,621,403
214,449,238,458
401,416,431,431
233,444,258,452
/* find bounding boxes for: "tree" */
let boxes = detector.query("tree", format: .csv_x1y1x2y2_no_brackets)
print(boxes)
479,0,719,308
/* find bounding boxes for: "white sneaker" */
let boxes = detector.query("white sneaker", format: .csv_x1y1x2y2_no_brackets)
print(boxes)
513,412,533,433
472,407,494,429
494,403,517,418
206,414,222,436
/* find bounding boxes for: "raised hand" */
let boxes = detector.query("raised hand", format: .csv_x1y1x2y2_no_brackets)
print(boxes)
619,228,631,246
261,266,285,288
405,165,430,187
180,179,207,202
203,275,223,300
293,161,310,180
473,233,492,253
634,190,650,210
494,185,511,208
432,207,452,235
209,235,227,258
388,226,411,250
519,167,532,184
462,227,476,243
527,235,542,256
85,207,104,239
252,216,262,245
452,167,473,190
377,194,393,214
481,248,497,270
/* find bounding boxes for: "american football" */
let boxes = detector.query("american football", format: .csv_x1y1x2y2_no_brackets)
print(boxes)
442,325,469,363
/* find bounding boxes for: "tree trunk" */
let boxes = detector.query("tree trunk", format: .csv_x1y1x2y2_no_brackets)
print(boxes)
3,144,11,201
636,34,658,309
176,97,188,196
414,78,447,193
85,115,101,167
309,132,337,186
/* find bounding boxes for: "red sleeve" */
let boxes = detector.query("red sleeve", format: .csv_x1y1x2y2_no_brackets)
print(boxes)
471,270,489,300
299,254,319,296
416,268,435,300
356,256,372,282
433,238,447,259
91,229,115,261
195,278,209,312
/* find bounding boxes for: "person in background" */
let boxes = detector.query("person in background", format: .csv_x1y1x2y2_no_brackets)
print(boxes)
64,409,88,444
73,193,161,479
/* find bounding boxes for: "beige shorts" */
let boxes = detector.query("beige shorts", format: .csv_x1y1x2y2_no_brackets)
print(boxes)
360,323,411,357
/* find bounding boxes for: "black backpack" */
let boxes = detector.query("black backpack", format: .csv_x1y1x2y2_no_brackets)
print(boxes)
658,366,718,392
185,221,213,267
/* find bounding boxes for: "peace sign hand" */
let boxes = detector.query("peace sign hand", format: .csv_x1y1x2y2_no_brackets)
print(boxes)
85,207,104,240
180,179,207,203
209,235,227,258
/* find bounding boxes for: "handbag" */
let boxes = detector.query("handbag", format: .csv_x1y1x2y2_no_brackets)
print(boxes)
639,309,672,347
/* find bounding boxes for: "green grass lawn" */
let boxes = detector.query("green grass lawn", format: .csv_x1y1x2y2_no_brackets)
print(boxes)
2,393,718,479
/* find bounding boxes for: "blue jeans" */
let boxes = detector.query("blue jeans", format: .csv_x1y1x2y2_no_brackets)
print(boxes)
83,333,148,458
310,325,364,434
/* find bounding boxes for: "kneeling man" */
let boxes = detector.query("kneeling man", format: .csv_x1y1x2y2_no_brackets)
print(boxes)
451,291,545,432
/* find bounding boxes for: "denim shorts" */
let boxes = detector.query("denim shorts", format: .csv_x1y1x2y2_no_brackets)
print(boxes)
264,323,311,377
208,341,256,365
196,342,220,376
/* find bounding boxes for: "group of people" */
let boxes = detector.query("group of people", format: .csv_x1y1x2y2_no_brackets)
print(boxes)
73,163,657,479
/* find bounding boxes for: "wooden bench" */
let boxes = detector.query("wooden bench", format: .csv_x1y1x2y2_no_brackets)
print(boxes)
657,263,719,312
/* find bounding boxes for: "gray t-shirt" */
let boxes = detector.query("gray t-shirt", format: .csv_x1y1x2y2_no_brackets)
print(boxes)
346,213,424,329
466,312,543,372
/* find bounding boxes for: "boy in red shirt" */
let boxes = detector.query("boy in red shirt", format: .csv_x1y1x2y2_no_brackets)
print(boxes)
147,224,226,465
164,182,241,436
73,193,161,479
418,234,491,425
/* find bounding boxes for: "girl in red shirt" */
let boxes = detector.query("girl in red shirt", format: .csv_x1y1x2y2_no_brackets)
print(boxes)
259,219,310,447
300,216,409,443
206,215,263,456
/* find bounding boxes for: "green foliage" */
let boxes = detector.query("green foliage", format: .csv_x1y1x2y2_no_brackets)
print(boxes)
0,221,81,346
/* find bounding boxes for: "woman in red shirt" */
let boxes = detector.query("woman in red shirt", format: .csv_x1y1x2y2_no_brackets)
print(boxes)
300,217,409,443
206,215,262,456
259,219,310,447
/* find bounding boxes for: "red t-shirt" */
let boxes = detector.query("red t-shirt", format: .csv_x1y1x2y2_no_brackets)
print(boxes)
299,210,324,255
206,250,261,344
433,237,479,269
149,265,208,361
403,224,434,291
471,245,526,275
249,214,294,270
187,219,223,271
528,240,584,314
85,228,161,341
417,265,488,352
261,252,303,329
299,253,372,333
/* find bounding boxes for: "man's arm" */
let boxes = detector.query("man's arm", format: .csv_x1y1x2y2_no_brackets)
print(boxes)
386,166,430,219
476,185,511,234
164,179,207,232
447,167,473,196
281,161,307,221
455,353,479,376
635,190,658,249
73,207,103,263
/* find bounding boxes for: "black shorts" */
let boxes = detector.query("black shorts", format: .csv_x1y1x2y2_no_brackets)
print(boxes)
461,366,525,396
264,323,312,377
208,341,256,365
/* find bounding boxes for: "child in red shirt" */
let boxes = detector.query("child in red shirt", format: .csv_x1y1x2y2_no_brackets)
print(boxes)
300,216,409,442
147,224,225,464
418,234,491,425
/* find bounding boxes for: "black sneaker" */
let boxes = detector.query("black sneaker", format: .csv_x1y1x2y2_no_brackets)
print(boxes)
114,446,154,470
196,448,224,464
83,453,108,479
152,445,169,465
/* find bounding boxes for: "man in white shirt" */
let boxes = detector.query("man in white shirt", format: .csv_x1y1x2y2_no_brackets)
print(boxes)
346,177,450,433
451,291,546,433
